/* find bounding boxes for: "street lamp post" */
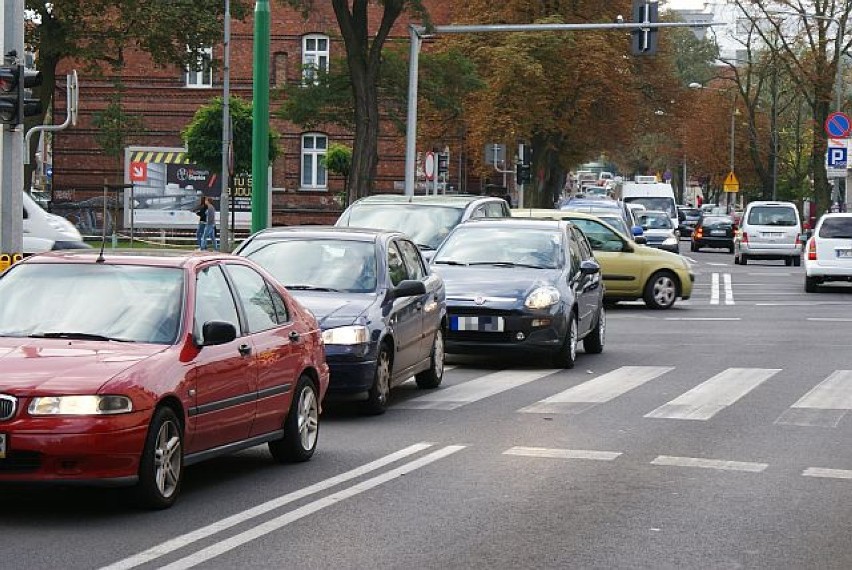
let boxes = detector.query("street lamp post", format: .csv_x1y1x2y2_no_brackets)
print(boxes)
689,82,739,211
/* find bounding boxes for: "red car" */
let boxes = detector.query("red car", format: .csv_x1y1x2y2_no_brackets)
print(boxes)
0,251,329,508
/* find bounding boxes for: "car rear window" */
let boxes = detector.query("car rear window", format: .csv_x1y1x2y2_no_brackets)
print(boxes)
818,216,852,239
747,206,798,226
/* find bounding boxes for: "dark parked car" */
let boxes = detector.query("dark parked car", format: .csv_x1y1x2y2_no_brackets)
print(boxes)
691,215,736,253
0,251,329,508
431,219,605,368
336,194,511,257
235,227,446,414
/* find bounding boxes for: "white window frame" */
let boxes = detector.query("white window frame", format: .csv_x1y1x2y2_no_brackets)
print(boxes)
301,133,328,190
301,34,329,84
185,46,213,88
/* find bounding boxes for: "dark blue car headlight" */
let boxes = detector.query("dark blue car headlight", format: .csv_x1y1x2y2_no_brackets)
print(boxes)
524,286,560,310
322,325,370,345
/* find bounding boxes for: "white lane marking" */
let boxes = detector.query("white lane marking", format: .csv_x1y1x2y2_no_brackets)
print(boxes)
757,302,852,306
747,272,794,276
808,318,852,322
644,368,780,421
724,273,734,305
776,371,852,427
397,368,559,410
803,467,852,480
707,262,729,267
520,366,673,415
504,446,622,461
159,446,466,570
684,256,698,264
710,273,720,305
100,443,434,570
665,317,741,321
651,455,768,473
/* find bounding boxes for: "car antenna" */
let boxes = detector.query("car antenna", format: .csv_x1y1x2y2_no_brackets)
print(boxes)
96,179,109,263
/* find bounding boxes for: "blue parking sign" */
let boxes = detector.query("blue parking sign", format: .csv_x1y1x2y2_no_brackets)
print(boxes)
828,146,847,168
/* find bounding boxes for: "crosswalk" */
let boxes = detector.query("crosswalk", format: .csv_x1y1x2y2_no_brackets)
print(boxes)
398,365,852,429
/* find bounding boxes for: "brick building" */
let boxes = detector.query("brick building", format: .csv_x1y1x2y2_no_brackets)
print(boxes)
51,2,471,229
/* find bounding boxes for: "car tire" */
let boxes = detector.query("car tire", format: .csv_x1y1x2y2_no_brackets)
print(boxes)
805,276,819,293
415,328,445,389
793,256,801,267
134,406,184,510
363,343,392,415
728,245,735,254
643,271,678,310
785,258,793,267
583,306,605,355
740,254,748,265
269,375,319,463
552,311,578,369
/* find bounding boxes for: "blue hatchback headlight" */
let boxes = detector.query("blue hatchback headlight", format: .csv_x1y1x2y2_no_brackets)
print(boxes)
524,286,561,310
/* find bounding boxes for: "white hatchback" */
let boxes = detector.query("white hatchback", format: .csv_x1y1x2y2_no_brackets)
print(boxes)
804,213,852,292
734,201,802,266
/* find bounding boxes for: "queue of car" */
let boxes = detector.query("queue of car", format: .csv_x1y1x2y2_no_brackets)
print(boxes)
0,191,698,508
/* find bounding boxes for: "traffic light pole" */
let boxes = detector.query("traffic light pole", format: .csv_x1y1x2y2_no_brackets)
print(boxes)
0,0,25,258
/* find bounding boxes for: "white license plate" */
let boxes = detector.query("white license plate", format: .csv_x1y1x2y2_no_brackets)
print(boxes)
837,250,852,258
710,230,726,236
762,232,782,238
450,316,505,332
0,433,6,459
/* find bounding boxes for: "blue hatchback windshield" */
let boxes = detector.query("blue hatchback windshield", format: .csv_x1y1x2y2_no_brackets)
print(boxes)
435,227,563,269
0,264,184,344
243,239,378,293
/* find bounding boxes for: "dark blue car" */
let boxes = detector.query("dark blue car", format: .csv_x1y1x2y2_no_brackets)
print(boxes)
431,219,605,368
235,227,447,414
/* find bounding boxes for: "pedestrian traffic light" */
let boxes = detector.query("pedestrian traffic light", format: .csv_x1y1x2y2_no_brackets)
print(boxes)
0,64,42,126
516,164,532,185
632,0,659,56
516,143,532,185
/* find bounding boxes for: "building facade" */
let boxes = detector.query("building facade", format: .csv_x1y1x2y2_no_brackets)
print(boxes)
51,2,464,229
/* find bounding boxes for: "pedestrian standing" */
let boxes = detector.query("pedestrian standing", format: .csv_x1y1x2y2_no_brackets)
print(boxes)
195,197,207,250
201,197,217,250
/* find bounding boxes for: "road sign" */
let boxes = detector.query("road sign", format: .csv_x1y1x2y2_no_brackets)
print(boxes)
723,171,739,193
129,161,148,182
825,112,852,138
424,151,435,181
827,145,848,168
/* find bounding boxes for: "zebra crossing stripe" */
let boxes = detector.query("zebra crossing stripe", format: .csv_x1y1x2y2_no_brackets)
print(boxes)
519,366,673,415
803,467,852,480
644,368,780,421
710,273,720,305
651,455,768,473
503,447,622,461
397,368,559,411
724,273,734,305
776,371,852,427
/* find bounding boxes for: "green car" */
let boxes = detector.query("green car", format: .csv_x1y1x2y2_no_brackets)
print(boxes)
513,209,694,309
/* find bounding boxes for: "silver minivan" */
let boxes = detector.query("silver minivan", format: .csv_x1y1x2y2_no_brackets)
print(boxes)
734,201,801,266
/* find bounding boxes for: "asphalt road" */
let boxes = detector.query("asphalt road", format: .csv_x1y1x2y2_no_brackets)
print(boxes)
5,243,852,570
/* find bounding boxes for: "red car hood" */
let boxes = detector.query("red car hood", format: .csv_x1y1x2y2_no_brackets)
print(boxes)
0,338,166,396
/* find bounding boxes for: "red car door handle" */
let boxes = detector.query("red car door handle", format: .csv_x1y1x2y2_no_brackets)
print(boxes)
238,344,252,356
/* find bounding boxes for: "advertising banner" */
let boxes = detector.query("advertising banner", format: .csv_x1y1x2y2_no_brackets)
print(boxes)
124,146,253,229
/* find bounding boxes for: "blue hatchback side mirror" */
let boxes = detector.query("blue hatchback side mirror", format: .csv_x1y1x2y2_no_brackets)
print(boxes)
632,225,644,237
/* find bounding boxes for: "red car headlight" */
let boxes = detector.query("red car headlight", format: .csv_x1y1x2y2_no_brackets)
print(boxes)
28,395,134,416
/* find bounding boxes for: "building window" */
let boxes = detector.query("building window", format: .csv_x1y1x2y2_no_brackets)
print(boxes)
186,46,213,88
301,133,328,189
302,34,329,84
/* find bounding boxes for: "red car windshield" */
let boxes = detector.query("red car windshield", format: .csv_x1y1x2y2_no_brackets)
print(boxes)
0,263,184,344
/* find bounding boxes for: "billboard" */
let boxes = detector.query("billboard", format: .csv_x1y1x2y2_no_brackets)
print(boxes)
123,146,253,229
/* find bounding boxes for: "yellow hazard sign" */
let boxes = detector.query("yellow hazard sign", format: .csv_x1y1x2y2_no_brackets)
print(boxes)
723,171,740,193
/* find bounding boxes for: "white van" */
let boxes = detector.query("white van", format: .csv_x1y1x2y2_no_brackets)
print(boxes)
734,200,801,266
618,176,679,234
22,191,90,254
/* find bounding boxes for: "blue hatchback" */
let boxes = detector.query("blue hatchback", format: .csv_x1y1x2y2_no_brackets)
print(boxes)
235,227,447,414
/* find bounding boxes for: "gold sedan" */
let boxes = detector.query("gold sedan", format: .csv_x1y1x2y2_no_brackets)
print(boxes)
513,209,694,309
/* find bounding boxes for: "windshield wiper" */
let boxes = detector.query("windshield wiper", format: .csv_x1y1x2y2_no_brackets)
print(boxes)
468,262,551,269
415,243,436,251
30,332,130,342
432,260,468,266
284,285,341,292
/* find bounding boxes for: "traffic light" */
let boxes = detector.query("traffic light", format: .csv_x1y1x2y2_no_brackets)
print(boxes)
0,64,42,126
632,0,659,56
516,143,532,185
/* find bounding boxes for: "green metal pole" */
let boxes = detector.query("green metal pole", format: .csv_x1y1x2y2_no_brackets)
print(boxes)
251,0,270,232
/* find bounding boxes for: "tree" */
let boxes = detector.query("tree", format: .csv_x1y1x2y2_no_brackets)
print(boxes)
282,0,430,202
732,0,852,213
92,82,145,167
182,96,280,176
322,143,353,204
25,1,249,172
